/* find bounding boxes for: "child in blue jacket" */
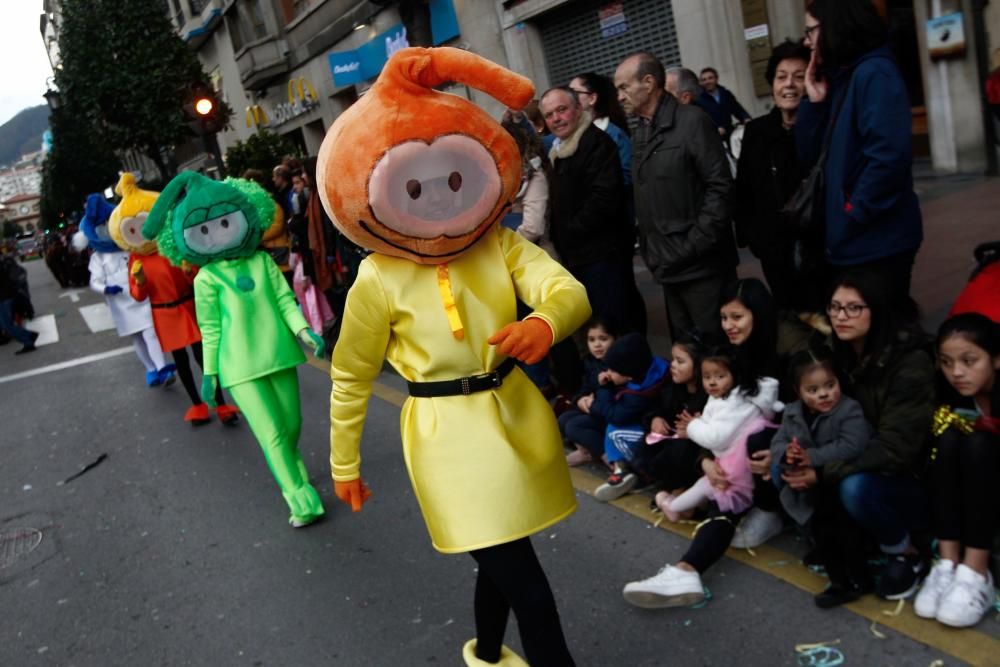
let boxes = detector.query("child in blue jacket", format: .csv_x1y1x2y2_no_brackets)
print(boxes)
592,333,670,501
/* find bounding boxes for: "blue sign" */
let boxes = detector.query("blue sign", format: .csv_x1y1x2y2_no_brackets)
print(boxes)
328,0,460,87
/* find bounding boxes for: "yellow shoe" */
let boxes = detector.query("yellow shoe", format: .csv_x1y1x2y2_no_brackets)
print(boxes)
462,639,529,666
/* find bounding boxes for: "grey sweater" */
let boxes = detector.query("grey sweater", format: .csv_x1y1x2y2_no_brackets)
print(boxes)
770,396,872,524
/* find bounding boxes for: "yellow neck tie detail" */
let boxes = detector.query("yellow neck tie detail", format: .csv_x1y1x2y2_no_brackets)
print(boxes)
436,263,465,341
931,405,975,437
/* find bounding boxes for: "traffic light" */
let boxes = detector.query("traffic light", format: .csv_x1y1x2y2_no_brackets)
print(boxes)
184,83,225,135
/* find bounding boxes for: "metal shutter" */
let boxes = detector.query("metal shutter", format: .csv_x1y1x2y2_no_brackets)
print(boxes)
538,0,680,85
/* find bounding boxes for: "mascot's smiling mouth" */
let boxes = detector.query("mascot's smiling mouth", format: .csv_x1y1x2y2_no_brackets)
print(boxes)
359,204,509,259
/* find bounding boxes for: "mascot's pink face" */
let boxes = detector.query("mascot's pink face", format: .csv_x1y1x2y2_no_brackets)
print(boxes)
368,134,503,241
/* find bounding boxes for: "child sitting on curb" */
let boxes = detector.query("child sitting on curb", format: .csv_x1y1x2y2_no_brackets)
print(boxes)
656,346,783,521
590,333,670,501
559,317,619,467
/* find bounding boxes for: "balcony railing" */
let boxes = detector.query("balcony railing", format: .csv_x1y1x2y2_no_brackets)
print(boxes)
234,36,290,90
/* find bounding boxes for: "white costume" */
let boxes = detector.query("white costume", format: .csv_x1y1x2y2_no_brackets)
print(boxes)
88,250,166,373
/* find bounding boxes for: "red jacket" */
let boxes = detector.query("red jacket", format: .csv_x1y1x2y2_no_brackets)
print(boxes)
128,252,201,352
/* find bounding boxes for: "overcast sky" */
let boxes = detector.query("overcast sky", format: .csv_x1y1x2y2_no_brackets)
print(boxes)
0,1,55,126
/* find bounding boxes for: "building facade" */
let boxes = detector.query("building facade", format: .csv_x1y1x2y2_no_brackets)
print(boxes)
168,0,501,162
1,193,43,234
501,0,999,175
0,166,43,203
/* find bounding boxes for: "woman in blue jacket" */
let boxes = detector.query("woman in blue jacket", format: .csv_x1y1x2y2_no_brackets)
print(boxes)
796,0,923,301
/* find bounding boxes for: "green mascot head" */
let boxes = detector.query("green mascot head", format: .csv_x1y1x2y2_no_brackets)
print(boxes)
142,171,275,267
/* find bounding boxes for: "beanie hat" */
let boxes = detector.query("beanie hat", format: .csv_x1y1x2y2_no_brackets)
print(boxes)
603,333,653,381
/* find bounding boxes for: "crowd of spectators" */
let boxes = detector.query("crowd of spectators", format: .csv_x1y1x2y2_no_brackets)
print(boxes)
492,0,998,630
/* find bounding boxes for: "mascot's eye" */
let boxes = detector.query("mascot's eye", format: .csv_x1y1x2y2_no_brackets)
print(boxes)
200,225,209,235
448,172,462,192
406,179,422,200
221,218,229,229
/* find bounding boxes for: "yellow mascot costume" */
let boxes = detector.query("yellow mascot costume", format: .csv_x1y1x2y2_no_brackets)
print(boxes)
318,48,590,666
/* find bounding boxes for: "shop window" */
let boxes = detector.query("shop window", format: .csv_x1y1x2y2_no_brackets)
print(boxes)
247,0,269,40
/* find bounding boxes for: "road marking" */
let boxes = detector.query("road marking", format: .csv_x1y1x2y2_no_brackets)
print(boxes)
0,346,133,385
78,303,116,333
22,314,59,346
302,359,999,663
59,290,84,303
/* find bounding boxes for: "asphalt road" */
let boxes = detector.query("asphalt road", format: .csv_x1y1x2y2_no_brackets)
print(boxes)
1,258,994,666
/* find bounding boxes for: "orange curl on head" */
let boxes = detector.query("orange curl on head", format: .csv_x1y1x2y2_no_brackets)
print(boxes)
316,47,535,265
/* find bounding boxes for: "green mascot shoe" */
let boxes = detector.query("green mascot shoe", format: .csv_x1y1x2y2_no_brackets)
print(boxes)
462,639,528,666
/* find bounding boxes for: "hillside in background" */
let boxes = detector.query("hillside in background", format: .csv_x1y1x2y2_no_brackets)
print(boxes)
0,106,50,167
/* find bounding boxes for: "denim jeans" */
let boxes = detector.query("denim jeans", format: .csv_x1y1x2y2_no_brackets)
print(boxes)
0,298,35,346
839,472,929,554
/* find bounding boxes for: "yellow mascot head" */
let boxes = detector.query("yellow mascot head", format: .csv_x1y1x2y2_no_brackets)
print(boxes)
316,47,534,265
108,173,159,255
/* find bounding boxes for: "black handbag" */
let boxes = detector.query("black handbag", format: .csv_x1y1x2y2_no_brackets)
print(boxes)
781,86,850,237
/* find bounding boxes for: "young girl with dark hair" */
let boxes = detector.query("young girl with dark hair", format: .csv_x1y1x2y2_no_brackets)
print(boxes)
656,347,782,522
559,316,618,467
771,346,870,526
914,313,1000,627
718,278,789,548
786,269,935,607
631,332,709,499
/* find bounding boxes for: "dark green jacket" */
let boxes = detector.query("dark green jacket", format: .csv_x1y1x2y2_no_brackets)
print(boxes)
632,93,736,284
825,331,935,481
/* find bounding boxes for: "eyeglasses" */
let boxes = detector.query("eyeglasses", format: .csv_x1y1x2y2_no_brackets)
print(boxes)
826,302,869,319
570,88,592,96
804,23,821,41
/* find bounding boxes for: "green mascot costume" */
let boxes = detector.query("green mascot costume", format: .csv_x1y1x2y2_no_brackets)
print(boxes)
144,172,326,528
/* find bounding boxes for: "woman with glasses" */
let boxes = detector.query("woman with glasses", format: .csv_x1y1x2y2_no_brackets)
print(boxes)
569,72,632,187
796,0,923,302
783,269,935,607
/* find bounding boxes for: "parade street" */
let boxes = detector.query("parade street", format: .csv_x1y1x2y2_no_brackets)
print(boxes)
2,220,998,667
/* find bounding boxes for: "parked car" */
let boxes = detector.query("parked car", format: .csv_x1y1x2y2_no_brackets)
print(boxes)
16,235,41,261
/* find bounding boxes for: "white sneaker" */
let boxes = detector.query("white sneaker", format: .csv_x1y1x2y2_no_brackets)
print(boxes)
936,564,995,628
914,559,955,618
730,508,783,549
622,564,705,608
594,471,637,502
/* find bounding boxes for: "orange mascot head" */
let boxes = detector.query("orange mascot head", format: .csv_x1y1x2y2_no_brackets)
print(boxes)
316,47,534,265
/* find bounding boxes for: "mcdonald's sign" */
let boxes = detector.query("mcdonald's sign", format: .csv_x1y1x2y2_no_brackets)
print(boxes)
246,104,269,128
270,77,320,126
287,77,318,105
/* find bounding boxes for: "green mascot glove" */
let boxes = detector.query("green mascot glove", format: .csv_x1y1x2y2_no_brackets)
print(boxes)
298,328,327,360
201,374,219,407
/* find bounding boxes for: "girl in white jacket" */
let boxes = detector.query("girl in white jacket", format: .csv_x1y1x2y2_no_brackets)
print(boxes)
658,347,782,521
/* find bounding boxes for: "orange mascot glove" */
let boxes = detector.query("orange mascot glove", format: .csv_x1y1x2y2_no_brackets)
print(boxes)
335,479,372,512
488,317,554,365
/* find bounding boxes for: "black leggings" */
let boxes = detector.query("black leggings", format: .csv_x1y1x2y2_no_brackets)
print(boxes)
680,427,782,573
681,504,741,573
930,430,1000,550
470,537,574,666
631,437,702,490
172,343,224,407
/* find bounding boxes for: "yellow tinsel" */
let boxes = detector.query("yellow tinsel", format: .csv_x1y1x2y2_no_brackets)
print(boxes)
931,405,975,437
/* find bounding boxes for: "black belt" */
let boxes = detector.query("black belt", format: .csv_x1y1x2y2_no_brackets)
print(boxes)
151,293,194,309
407,358,517,397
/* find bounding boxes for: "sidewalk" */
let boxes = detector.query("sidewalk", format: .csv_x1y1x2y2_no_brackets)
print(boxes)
635,174,999,357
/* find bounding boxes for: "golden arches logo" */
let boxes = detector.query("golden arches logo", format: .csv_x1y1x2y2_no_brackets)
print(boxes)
287,77,318,106
245,105,269,128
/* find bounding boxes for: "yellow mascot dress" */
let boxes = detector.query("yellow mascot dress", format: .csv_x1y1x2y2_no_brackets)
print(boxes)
318,48,590,666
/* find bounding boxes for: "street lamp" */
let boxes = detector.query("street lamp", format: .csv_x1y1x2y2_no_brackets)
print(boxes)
43,76,61,110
